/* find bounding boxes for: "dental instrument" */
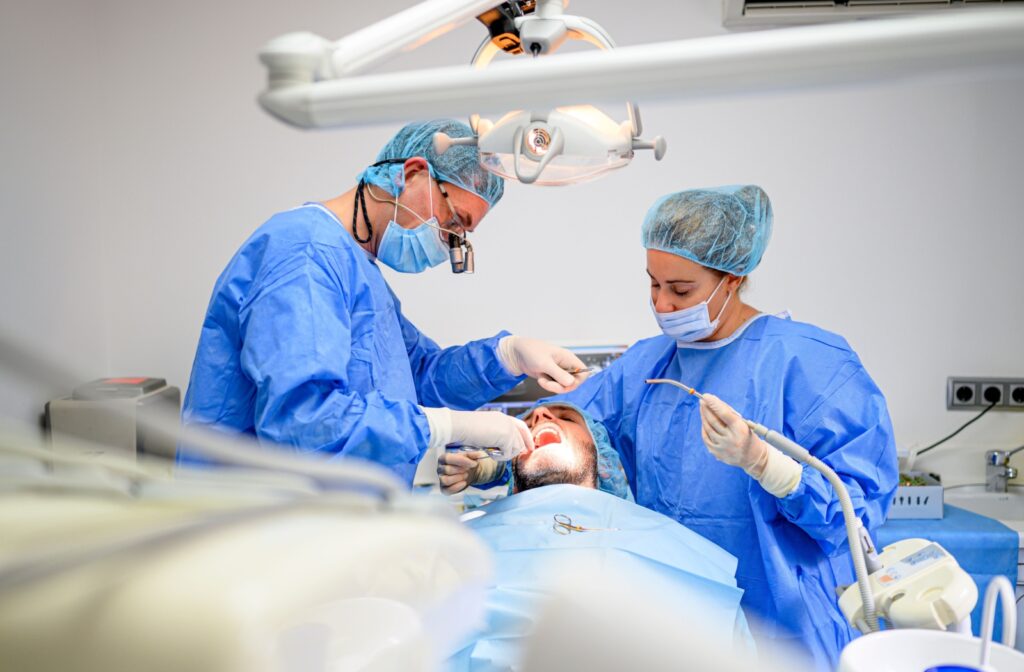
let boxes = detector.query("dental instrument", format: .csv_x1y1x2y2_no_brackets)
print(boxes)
537,365,597,388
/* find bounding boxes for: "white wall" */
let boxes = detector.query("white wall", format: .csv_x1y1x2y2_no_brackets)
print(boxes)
2,1,1022,486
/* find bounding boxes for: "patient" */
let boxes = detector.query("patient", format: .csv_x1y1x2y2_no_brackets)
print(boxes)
515,403,609,491
442,402,753,671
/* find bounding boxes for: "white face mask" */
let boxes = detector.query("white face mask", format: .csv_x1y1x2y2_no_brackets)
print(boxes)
651,276,733,344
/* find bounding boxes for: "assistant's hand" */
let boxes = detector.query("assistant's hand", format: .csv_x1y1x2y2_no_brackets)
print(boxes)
699,393,768,476
498,335,588,394
698,394,803,498
436,450,501,495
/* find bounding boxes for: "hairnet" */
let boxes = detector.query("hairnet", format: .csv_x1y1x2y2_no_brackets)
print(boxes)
641,185,773,276
521,401,633,501
357,119,504,208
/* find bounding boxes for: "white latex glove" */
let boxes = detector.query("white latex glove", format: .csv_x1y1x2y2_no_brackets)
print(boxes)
699,393,767,474
699,393,802,497
498,335,588,394
421,407,532,461
436,450,501,495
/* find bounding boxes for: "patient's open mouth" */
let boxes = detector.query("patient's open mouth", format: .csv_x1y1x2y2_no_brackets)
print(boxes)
533,425,562,449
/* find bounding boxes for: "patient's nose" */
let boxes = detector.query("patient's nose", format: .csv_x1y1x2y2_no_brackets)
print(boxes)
528,406,556,428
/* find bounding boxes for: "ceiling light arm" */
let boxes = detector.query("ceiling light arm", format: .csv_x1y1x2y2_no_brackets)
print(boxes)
258,9,1024,129
259,0,501,90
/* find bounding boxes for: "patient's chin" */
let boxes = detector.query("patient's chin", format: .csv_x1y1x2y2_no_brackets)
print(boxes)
515,452,583,492
518,444,577,473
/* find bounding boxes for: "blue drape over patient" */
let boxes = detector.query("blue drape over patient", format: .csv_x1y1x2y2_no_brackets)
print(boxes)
446,485,753,671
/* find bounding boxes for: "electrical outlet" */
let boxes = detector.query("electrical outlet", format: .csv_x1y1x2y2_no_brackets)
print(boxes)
947,377,1024,411
1010,384,1024,408
981,383,1004,405
949,380,976,407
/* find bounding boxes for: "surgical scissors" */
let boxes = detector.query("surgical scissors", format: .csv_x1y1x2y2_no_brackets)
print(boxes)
552,513,618,534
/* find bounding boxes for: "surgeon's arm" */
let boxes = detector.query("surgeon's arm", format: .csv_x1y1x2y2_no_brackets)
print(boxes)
772,365,899,556
394,308,525,410
239,249,430,482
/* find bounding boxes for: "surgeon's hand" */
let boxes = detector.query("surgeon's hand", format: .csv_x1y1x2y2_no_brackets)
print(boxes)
699,393,768,476
437,450,501,495
448,410,533,461
422,407,532,461
498,335,588,394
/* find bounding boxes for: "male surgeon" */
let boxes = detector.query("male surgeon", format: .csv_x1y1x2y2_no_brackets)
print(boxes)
179,119,587,481
443,403,753,671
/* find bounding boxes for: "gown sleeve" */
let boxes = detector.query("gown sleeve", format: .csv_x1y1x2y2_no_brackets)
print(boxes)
772,359,899,556
393,303,525,410
238,247,430,474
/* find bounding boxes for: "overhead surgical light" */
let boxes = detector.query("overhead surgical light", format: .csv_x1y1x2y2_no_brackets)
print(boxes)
256,1,1024,184
432,0,666,185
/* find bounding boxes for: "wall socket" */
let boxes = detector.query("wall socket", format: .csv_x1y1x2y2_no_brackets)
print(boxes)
946,376,1024,411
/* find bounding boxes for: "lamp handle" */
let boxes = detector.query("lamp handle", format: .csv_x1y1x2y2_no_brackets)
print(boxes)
512,125,565,184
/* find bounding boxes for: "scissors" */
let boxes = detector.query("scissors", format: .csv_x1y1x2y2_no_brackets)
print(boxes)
552,513,618,534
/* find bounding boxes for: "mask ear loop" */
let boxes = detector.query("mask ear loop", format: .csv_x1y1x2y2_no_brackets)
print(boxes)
426,169,434,219
709,277,734,324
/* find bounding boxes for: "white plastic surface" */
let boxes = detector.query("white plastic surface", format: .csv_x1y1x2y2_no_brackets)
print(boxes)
477,107,634,186
838,629,1024,672
945,484,1024,529
838,537,977,632
0,490,492,672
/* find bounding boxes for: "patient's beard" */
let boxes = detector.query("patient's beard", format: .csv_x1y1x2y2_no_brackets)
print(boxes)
512,437,598,493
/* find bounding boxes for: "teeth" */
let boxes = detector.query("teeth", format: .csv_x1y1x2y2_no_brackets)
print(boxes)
533,426,562,448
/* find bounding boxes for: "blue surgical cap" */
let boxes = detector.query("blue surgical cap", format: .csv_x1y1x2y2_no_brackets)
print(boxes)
357,119,505,208
641,185,773,276
520,401,634,502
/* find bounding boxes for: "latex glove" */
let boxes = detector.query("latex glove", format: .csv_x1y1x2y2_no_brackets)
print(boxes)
436,450,501,495
699,393,767,475
421,407,532,461
699,393,802,497
498,335,588,394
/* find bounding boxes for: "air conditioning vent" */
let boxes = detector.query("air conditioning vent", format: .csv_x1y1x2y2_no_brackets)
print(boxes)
723,0,1022,27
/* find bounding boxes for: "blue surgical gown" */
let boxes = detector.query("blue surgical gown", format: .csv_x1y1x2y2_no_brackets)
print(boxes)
555,314,898,671
179,204,524,483
447,484,754,671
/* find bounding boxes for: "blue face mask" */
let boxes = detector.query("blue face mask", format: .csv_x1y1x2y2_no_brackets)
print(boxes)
653,276,733,344
376,174,450,274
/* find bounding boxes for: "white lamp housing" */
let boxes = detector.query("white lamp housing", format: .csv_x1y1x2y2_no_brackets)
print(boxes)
472,105,662,186
434,0,666,186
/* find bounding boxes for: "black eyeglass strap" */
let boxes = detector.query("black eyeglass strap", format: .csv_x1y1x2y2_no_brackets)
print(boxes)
352,158,409,244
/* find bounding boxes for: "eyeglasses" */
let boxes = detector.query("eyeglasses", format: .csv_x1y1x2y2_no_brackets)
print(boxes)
435,181,467,246
436,181,474,274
